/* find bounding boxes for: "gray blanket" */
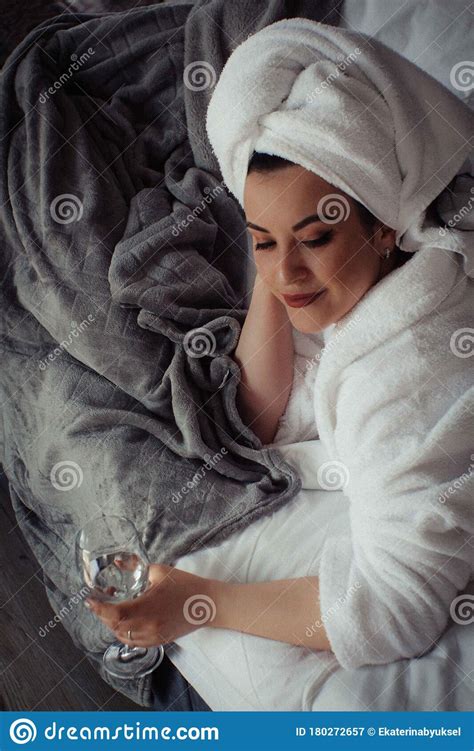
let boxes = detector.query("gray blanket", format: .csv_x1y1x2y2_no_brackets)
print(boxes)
0,0,342,707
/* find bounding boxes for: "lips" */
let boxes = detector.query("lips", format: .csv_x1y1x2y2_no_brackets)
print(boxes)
282,289,326,308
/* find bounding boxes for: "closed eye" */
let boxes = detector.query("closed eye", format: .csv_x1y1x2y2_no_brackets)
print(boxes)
255,232,333,251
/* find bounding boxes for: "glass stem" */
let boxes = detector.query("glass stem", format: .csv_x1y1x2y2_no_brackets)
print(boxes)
120,643,137,656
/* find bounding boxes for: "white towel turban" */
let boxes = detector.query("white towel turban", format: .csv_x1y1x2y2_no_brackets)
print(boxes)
206,18,474,276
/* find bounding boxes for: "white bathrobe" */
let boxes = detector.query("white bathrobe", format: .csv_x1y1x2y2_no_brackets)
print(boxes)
292,243,473,670
167,242,473,709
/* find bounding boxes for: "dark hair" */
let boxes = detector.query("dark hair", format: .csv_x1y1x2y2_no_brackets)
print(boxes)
248,152,295,173
247,151,377,230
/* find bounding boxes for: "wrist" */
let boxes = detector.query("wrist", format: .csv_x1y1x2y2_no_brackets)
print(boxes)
254,275,289,314
206,578,237,630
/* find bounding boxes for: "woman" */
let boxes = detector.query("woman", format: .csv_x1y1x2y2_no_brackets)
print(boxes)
235,152,410,446
87,19,474,709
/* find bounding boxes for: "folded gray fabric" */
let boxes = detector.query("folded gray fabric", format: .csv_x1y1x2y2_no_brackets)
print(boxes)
0,0,342,707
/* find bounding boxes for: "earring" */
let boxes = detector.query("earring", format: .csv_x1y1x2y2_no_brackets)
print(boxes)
383,247,391,259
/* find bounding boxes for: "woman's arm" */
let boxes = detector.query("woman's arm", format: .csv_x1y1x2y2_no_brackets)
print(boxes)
234,272,294,445
208,576,332,651
88,564,332,652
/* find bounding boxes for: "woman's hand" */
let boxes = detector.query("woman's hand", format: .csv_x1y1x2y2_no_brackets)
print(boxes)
234,270,294,446
86,564,218,648
252,270,283,299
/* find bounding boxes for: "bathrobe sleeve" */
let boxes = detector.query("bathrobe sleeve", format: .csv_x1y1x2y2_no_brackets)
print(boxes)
317,351,474,670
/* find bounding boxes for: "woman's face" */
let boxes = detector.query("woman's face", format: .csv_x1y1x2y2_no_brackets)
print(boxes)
243,164,395,333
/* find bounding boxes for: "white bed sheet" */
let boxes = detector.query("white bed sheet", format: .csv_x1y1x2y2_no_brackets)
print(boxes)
167,440,351,711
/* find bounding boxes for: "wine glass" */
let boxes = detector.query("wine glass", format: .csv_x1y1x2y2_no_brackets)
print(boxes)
75,514,164,680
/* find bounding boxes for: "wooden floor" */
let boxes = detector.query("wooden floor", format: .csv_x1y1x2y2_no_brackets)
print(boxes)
0,471,143,711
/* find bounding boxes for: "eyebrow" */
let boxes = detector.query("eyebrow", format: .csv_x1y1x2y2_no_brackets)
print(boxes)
245,213,323,233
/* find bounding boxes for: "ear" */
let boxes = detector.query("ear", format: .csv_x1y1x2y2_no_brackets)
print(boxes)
372,223,396,255
380,224,396,244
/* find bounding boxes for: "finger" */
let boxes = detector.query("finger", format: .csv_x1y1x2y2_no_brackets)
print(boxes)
115,629,140,644
114,629,150,648
147,564,174,584
116,631,166,648
87,600,128,619
115,621,166,645
117,635,153,648
87,600,129,628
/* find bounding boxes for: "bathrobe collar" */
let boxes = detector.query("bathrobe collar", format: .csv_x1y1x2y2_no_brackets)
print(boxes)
319,245,463,377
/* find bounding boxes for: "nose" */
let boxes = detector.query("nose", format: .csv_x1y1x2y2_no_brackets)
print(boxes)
275,243,310,289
